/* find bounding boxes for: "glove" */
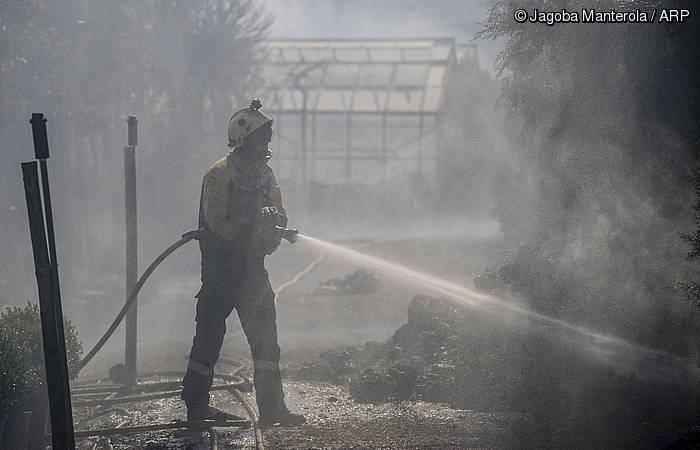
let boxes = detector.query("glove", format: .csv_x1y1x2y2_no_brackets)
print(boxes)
254,206,285,254
260,206,277,215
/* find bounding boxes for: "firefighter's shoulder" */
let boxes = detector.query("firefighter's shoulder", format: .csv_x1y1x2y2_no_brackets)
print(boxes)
203,155,229,178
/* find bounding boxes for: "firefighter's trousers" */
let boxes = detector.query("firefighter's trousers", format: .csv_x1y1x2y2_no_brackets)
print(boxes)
181,238,287,419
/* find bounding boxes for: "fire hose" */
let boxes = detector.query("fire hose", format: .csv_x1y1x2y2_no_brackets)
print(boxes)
75,226,299,450
78,226,298,371
78,230,198,371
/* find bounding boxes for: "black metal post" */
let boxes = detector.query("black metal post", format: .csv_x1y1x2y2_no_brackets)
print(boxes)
124,115,138,385
30,112,76,449
22,158,75,450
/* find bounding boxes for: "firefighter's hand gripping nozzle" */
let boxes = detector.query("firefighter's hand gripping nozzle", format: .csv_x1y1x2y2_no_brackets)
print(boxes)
275,226,299,244
256,206,298,246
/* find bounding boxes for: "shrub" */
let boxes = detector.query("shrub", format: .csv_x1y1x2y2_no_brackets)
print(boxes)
0,302,83,413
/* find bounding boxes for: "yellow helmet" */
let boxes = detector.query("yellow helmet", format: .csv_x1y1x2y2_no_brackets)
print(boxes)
227,99,273,148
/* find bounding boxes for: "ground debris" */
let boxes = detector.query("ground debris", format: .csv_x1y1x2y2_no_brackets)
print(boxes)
317,269,383,295
291,294,700,447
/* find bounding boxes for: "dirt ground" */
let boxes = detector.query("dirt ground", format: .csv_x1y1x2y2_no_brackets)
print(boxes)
73,378,529,449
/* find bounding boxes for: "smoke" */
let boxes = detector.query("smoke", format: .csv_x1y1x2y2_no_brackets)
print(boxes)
260,0,502,73
0,0,510,369
3,4,698,444
0,0,271,339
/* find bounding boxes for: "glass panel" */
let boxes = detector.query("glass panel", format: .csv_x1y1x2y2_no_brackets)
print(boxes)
387,115,420,157
364,41,394,48
349,114,384,154
316,89,347,111
261,65,292,86
294,63,325,86
303,88,320,111
335,48,369,62
281,48,302,62
432,44,451,61
422,87,442,112
314,114,346,151
282,88,304,110
356,64,393,87
387,89,423,112
267,47,286,63
263,88,285,110
352,90,380,112
393,64,428,87
426,65,446,87
402,47,431,62
324,64,359,87
268,41,293,48
301,48,334,61
375,89,389,111
398,40,432,47
369,47,402,62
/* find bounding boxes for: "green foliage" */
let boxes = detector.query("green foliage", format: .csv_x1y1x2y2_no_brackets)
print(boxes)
0,302,83,413
0,327,33,413
475,0,700,342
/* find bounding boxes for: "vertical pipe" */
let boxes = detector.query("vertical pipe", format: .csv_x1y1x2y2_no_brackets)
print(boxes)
381,112,387,181
300,89,308,202
276,112,283,174
22,159,75,450
434,112,444,205
346,112,352,182
309,111,317,218
311,111,317,184
418,113,424,174
124,116,138,386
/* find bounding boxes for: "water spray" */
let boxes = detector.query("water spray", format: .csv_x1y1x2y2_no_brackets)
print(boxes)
294,233,700,383
78,226,699,385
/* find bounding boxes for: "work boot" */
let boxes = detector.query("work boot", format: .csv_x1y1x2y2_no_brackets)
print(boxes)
206,406,250,425
185,399,210,422
186,404,251,430
258,409,306,428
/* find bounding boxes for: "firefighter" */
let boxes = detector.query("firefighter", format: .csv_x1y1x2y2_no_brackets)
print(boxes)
181,99,305,427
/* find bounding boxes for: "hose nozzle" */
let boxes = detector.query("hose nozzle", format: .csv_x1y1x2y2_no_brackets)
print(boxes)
274,226,299,244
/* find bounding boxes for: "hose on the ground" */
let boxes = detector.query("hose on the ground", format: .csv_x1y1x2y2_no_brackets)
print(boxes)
231,388,264,450
78,230,198,371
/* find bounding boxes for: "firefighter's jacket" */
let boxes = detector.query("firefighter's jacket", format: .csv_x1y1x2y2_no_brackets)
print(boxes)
198,150,286,245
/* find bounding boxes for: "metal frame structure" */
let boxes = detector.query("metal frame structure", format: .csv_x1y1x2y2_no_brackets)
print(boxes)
257,38,456,196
